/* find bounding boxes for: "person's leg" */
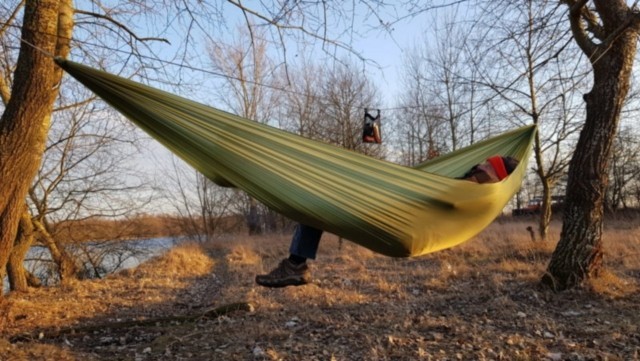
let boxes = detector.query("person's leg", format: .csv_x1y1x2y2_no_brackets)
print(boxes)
255,223,322,288
288,224,323,262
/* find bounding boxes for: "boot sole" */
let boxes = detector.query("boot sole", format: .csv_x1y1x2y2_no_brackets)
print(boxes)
255,276,310,288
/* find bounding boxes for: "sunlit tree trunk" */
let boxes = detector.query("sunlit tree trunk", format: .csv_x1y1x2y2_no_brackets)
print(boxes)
7,208,37,291
0,0,72,298
542,0,640,290
33,218,79,283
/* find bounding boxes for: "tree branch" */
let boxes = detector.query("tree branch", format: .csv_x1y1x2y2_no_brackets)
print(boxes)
0,1,25,38
579,3,605,40
53,96,97,113
0,64,12,106
225,0,364,62
564,0,597,57
0,2,25,105
74,9,170,44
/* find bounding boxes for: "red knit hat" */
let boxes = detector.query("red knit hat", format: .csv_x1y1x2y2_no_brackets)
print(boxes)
487,156,509,180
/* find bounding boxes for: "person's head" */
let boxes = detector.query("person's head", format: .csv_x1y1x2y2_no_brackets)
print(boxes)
463,156,519,184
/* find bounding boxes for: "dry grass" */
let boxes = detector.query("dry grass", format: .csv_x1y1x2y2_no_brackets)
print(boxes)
2,220,640,360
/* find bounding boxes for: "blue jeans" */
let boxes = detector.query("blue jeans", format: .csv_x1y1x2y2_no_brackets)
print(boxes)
289,224,323,260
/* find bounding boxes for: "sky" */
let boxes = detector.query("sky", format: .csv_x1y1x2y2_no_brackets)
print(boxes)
130,2,440,111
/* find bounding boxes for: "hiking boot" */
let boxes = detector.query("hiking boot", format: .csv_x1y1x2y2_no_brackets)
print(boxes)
255,259,311,288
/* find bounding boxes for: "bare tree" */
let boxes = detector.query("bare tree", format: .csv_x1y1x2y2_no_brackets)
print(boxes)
606,125,640,210
207,28,280,123
542,1,640,290
279,60,325,139
425,14,476,151
395,45,457,165
475,0,585,241
23,83,148,285
394,8,504,167
319,62,385,158
1,0,175,290
0,0,73,293
205,28,284,235
279,58,384,156
163,157,237,242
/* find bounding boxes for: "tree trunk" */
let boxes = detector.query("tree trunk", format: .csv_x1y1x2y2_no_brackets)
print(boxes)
538,180,553,241
542,8,638,290
0,0,73,299
533,128,553,242
6,208,35,292
33,218,79,283
246,198,262,235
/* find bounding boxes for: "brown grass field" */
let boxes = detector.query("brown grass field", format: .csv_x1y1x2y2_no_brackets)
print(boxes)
1,219,639,360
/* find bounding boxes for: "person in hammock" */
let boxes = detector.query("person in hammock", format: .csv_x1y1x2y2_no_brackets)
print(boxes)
255,155,520,288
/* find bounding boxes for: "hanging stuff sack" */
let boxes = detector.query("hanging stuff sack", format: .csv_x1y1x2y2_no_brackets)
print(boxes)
363,108,382,144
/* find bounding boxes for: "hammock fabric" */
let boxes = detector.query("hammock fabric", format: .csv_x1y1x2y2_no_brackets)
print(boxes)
55,58,536,257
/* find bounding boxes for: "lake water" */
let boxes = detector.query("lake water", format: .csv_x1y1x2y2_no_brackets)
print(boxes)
2,237,182,294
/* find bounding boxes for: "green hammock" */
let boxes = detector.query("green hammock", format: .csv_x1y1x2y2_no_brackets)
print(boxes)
55,58,536,257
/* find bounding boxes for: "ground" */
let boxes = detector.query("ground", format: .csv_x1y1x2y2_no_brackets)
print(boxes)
1,220,639,360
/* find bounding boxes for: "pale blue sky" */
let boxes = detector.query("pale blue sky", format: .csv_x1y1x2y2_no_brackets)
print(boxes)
126,1,442,111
